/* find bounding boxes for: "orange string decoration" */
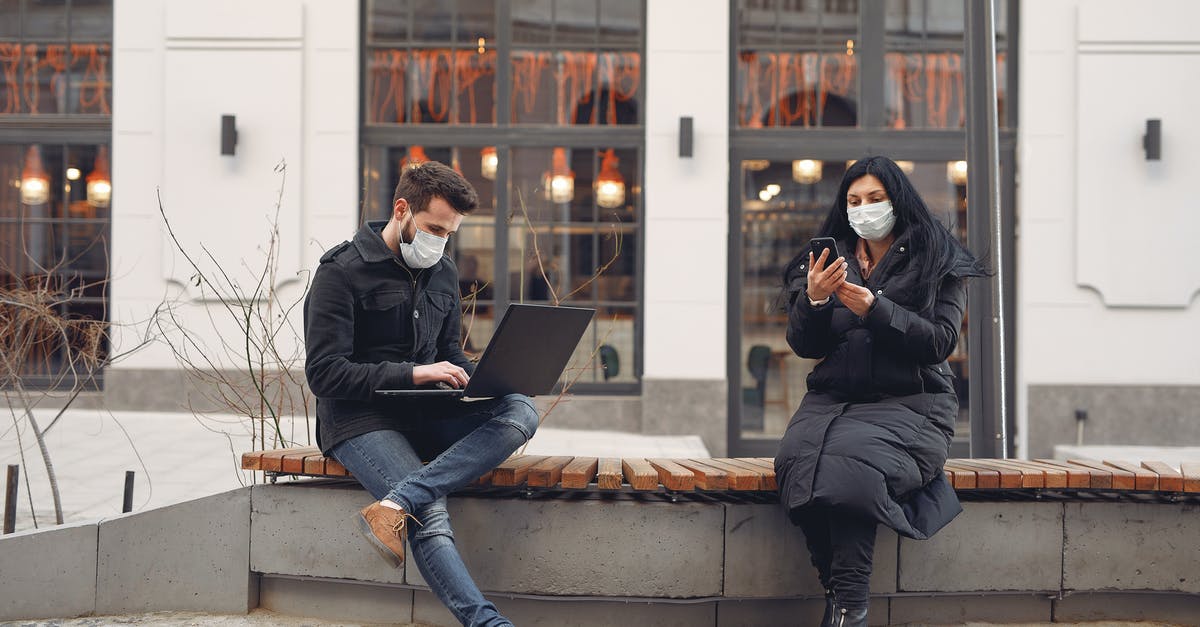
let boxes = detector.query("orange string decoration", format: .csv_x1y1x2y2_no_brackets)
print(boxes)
739,51,855,128
512,51,550,120
0,43,111,115
455,49,495,124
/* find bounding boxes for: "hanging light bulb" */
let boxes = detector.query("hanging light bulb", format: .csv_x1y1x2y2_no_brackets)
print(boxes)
594,149,626,209
86,146,112,208
542,147,575,203
480,146,498,180
21,145,50,205
895,160,916,174
400,145,430,171
792,159,822,184
947,160,968,185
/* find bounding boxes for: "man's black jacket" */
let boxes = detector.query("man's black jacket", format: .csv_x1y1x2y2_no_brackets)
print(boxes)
303,221,474,453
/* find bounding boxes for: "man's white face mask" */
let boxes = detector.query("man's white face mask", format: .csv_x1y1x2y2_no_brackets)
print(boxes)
398,212,447,269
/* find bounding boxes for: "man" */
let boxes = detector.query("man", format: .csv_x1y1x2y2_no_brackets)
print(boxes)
304,161,537,627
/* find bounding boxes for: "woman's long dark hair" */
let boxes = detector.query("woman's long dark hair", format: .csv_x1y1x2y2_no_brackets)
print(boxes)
782,156,988,307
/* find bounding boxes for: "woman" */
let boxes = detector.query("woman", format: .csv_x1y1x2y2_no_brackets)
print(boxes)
773,156,986,626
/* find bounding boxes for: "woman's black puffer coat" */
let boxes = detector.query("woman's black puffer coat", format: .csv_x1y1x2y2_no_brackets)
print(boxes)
773,231,969,539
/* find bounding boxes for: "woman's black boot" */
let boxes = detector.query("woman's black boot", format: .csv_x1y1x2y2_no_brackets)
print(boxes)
819,589,835,626
831,602,869,627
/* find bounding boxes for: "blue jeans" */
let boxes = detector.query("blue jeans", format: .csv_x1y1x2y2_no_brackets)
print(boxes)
330,393,539,627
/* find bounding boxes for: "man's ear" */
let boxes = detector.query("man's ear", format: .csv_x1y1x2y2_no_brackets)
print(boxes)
392,197,409,222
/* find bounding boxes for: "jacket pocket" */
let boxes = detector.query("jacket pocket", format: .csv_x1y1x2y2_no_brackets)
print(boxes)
415,291,455,354
358,289,409,348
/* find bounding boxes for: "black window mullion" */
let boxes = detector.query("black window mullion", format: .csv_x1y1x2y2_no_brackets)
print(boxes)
858,0,884,129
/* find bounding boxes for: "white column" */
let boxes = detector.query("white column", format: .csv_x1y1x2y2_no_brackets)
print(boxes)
643,0,730,381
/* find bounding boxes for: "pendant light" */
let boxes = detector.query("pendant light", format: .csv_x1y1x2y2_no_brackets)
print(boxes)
401,145,430,171
480,146,498,180
792,159,822,185
86,146,112,208
542,147,574,203
594,149,625,209
20,145,50,205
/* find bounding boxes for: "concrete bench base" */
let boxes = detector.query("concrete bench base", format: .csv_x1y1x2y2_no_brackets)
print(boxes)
3,481,1200,624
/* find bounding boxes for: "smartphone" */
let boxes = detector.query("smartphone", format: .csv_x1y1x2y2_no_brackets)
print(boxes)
809,237,841,270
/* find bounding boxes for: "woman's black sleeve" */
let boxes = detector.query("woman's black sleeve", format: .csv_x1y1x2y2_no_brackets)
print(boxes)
861,275,966,365
785,276,835,359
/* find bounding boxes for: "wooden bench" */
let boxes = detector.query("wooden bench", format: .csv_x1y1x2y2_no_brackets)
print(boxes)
242,448,1200,499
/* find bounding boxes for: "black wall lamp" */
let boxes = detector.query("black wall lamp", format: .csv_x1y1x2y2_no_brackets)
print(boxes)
1143,118,1161,161
221,114,238,156
679,116,693,158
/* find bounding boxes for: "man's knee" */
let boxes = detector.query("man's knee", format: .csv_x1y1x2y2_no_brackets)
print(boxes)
496,393,539,440
411,499,454,541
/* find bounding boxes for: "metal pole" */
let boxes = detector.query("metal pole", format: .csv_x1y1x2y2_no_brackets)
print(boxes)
122,471,135,513
965,0,1009,458
4,465,17,534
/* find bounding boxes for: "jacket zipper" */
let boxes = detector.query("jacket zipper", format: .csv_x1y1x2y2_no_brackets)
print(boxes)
395,259,426,361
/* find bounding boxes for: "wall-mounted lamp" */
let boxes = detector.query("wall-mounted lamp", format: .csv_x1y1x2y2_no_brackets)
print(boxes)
1143,118,1161,161
220,114,238,156
679,116,693,158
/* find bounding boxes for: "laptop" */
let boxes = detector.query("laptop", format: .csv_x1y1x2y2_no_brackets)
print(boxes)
375,303,595,399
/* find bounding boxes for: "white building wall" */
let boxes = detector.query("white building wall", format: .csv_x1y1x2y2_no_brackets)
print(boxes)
110,0,359,372
643,0,730,380
1018,0,1200,456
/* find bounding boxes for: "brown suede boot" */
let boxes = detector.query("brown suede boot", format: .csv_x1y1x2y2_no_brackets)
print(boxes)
357,501,418,568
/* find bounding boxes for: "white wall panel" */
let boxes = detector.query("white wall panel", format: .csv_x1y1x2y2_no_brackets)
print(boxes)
643,302,727,380
643,0,729,380
1075,52,1200,307
1078,0,1200,43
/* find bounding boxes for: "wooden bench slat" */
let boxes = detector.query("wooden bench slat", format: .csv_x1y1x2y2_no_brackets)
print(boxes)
646,458,697,491
720,457,777,490
942,461,979,489
946,460,998,489
597,458,624,490
527,456,576,488
954,459,1019,489
324,457,349,476
1102,460,1159,491
621,458,660,491
560,457,599,489
241,451,266,471
1008,459,1069,489
1030,459,1093,489
302,453,327,476
1052,460,1113,489
673,459,729,490
980,459,1046,488
1068,459,1135,490
1140,461,1184,492
1180,463,1200,493
696,458,760,490
258,448,297,473
280,450,314,475
491,455,547,487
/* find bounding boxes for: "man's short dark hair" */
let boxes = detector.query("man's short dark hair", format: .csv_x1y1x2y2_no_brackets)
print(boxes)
394,161,479,215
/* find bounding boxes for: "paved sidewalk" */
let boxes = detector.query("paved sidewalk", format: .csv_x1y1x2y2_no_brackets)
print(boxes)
0,408,707,534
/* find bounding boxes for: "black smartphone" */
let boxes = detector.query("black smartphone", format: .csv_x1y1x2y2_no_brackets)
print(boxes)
809,237,841,269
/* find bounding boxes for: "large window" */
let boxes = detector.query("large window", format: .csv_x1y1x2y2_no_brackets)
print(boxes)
1,0,112,388
728,0,1017,456
362,0,644,390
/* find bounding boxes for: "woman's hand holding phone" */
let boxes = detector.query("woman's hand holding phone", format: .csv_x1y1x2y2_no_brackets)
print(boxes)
807,246,848,302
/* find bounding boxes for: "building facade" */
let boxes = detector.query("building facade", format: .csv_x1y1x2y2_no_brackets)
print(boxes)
3,0,1197,458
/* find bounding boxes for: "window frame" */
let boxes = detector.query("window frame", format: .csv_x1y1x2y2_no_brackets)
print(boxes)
0,0,113,391
726,0,1019,457
359,0,648,394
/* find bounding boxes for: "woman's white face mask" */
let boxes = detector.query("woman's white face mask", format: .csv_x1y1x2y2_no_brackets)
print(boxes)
398,213,448,269
847,200,896,241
